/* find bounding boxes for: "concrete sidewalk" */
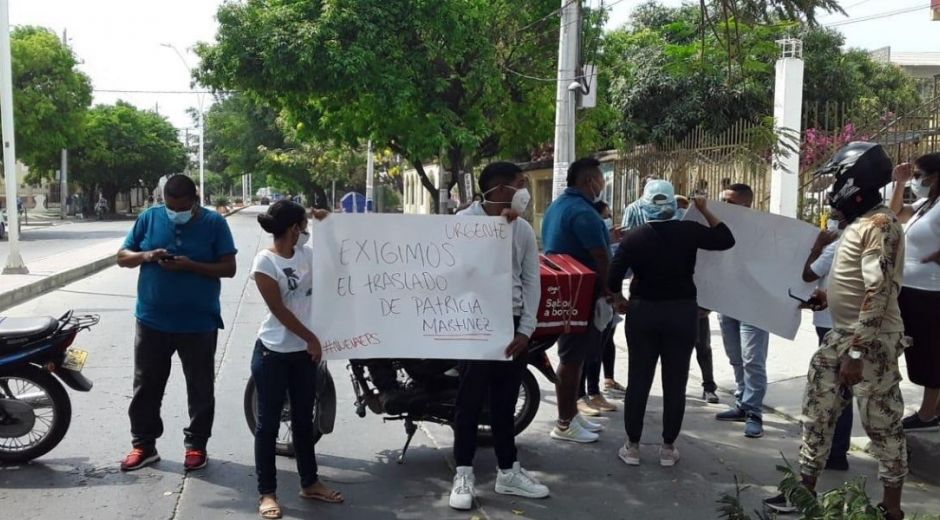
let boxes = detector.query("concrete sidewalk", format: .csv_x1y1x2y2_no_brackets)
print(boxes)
668,312,940,485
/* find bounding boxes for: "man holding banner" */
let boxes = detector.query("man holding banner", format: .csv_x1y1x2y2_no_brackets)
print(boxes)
714,183,772,439
448,162,549,510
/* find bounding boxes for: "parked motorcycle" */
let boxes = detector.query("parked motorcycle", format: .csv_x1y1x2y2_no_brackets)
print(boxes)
0,312,99,463
243,338,558,462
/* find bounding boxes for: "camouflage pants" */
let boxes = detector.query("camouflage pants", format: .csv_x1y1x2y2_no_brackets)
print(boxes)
799,330,908,487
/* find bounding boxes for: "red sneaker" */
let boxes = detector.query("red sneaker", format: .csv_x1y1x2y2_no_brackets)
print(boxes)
120,447,160,472
184,449,208,471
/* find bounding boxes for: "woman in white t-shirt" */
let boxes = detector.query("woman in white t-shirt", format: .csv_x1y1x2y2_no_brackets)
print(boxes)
250,201,343,519
890,154,940,433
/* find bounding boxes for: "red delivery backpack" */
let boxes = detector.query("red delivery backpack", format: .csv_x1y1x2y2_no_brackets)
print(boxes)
533,254,596,338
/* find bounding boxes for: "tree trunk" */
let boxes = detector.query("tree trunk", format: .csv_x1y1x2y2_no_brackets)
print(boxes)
412,159,440,214
103,186,118,216
447,147,469,203
309,185,329,209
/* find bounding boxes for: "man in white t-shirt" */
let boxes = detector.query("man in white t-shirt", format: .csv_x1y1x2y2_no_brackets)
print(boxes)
801,216,853,472
448,162,549,511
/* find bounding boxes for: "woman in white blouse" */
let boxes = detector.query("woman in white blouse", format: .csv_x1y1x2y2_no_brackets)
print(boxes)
890,153,940,432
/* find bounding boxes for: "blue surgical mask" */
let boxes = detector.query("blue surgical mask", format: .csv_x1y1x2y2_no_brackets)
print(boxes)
675,208,687,220
603,217,613,230
166,206,194,225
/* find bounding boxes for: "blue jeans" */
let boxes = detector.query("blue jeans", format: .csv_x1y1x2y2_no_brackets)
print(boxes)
251,340,319,495
719,316,769,418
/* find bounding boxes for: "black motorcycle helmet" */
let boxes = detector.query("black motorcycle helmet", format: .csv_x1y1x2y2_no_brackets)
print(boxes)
816,142,893,222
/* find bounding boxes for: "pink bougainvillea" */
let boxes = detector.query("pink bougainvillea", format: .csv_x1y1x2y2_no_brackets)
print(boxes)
801,122,872,170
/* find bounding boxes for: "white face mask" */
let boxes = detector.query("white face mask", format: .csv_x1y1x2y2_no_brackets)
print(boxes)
826,218,840,232
296,230,310,247
592,181,606,203
483,185,530,214
511,187,531,214
911,176,933,199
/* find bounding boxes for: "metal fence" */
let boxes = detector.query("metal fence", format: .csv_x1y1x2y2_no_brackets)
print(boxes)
609,97,940,225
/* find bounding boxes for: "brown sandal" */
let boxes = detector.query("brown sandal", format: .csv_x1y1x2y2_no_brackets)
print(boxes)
299,482,344,504
259,495,282,519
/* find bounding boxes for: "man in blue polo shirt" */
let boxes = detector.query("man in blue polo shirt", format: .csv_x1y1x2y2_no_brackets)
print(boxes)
542,157,612,444
117,175,237,472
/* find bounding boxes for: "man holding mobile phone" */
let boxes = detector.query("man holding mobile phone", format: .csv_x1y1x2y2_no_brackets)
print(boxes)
117,175,238,473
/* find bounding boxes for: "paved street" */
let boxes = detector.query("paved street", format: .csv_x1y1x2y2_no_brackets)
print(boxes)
0,207,938,520
0,220,133,266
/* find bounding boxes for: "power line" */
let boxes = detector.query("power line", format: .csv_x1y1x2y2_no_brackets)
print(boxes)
824,5,929,27
515,0,578,34
94,89,219,95
94,89,232,95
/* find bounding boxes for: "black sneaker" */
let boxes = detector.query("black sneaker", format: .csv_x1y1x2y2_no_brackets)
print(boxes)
901,413,940,432
763,494,797,514
877,503,905,520
716,407,747,422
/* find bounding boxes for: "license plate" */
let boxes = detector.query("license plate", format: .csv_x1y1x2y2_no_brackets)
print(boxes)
62,348,88,372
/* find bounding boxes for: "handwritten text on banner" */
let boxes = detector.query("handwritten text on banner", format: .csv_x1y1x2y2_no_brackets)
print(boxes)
312,214,514,360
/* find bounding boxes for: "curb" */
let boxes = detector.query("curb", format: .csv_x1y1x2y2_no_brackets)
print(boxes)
0,206,250,313
712,382,940,486
0,253,117,313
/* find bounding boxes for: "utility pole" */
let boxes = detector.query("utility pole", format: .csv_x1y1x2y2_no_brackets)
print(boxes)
161,43,205,206
551,0,582,200
365,140,374,213
60,29,68,220
1,0,26,274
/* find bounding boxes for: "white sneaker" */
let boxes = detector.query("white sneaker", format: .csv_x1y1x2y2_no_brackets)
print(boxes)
618,443,640,466
550,420,599,443
449,466,475,510
495,462,550,499
574,413,604,433
659,445,680,467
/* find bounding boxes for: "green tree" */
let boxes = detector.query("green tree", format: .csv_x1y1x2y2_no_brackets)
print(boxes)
196,0,563,211
259,129,366,209
203,94,284,188
10,26,92,178
71,102,187,213
602,2,922,146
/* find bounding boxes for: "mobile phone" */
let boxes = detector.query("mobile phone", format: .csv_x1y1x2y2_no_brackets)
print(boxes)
788,289,819,306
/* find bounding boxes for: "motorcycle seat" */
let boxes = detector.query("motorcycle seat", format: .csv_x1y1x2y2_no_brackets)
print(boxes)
0,316,59,346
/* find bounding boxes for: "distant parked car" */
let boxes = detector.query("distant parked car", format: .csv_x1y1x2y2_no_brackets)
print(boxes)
260,196,271,205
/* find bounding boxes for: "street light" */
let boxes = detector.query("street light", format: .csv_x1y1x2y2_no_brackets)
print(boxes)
160,43,205,206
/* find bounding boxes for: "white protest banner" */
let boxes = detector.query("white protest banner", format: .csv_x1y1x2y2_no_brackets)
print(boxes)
311,214,514,360
686,201,818,340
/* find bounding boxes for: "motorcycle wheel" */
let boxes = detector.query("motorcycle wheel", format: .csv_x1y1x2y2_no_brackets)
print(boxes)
0,365,72,464
511,369,540,435
476,368,541,441
243,376,322,458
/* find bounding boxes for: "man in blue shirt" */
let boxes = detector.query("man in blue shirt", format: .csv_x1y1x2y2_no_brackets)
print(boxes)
117,175,237,472
541,157,612,444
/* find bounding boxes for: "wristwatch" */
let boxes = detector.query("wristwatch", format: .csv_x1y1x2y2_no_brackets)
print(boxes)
848,350,863,360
